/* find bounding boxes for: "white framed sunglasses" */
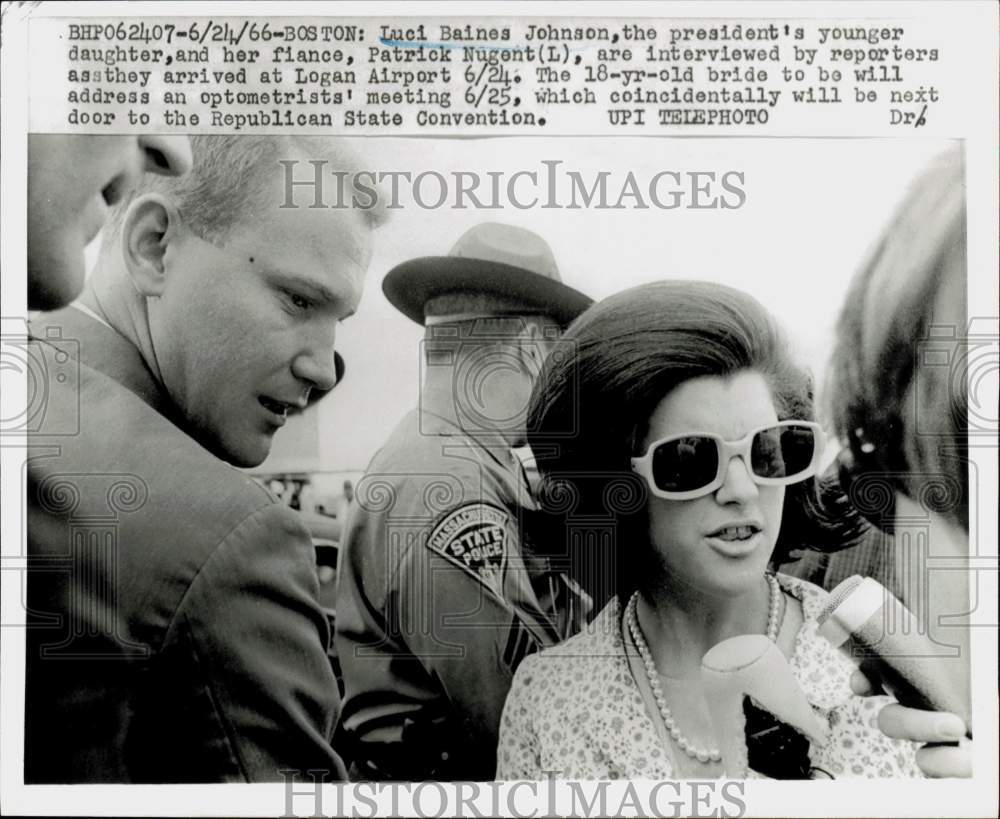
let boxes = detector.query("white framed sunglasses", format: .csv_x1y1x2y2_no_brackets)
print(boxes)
631,420,825,500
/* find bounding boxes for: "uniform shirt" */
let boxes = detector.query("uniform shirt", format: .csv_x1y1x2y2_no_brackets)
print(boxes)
334,409,590,780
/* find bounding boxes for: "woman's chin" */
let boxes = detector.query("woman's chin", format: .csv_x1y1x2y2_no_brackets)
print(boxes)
695,538,773,593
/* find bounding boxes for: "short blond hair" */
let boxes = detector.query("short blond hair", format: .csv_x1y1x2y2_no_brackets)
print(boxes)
103,135,384,246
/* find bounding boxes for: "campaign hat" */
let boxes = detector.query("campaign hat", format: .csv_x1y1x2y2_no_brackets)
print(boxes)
382,222,592,326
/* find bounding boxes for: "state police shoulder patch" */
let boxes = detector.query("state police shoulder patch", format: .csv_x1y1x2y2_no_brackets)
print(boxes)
426,503,510,601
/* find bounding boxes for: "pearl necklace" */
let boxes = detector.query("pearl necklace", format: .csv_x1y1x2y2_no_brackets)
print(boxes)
625,573,782,765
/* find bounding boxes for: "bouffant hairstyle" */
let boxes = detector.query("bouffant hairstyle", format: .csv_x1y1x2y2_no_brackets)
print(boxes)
526,280,865,603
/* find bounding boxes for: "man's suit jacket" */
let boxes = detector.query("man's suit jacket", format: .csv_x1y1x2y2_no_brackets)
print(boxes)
24,306,345,783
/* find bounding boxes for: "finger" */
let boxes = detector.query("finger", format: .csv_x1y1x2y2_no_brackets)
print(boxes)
850,668,877,696
916,741,973,778
854,657,887,694
877,704,967,743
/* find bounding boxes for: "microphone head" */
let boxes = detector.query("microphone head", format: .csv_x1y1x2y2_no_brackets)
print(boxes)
701,634,829,767
817,575,888,648
817,574,866,627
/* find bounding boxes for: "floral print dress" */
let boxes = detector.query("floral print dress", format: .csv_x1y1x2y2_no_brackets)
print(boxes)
496,574,922,780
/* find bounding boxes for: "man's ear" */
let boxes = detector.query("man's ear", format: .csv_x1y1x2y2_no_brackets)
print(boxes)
519,323,542,373
121,194,180,297
518,319,557,376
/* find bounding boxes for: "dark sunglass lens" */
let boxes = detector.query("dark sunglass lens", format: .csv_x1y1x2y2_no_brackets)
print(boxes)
651,436,719,492
751,425,816,479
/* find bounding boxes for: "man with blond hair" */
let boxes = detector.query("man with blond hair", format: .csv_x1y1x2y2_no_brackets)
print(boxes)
26,135,380,782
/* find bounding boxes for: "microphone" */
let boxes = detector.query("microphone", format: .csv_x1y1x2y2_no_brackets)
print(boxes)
817,575,971,733
701,634,828,778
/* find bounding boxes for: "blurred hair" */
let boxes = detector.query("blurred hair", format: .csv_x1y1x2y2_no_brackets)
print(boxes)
827,147,968,531
102,135,384,247
527,280,866,603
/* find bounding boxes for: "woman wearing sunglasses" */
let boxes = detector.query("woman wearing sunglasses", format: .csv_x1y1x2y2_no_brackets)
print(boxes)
496,280,921,780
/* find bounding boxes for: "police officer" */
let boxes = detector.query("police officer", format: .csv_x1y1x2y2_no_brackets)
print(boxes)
334,223,594,780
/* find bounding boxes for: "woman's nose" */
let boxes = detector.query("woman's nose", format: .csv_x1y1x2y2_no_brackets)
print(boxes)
714,455,760,504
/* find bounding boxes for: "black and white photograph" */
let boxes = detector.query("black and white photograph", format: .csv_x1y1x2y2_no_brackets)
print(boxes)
1,2,997,817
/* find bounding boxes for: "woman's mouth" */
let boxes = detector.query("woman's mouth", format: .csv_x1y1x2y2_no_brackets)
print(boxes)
712,525,758,542
705,522,764,556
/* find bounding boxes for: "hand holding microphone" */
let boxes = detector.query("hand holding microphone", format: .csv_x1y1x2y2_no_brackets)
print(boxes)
817,575,971,731
819,575,972,777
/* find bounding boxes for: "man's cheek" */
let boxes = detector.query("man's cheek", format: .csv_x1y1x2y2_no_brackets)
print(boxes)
238,295,290,335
